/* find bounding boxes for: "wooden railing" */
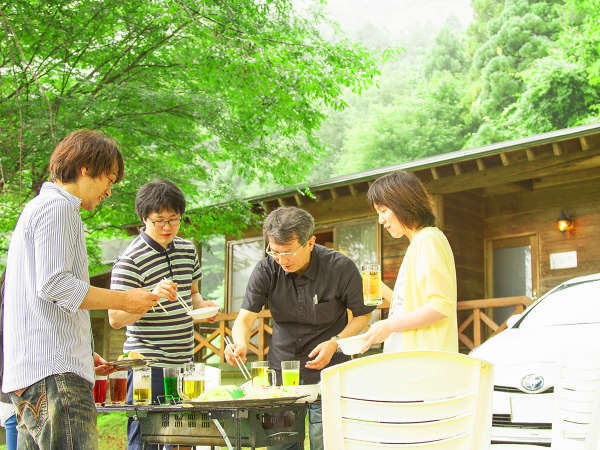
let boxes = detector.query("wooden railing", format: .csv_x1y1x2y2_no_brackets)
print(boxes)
194,310,272,363
193,296,533,360
457,296,533,350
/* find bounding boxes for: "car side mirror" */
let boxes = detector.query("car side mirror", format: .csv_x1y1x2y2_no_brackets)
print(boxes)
507,313,523,329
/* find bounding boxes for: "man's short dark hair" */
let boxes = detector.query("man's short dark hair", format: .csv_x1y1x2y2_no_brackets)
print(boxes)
135,179,186,221
263,206,315,245
48,129,124,183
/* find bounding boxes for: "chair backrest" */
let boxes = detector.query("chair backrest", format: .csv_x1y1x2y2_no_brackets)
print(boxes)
321,351,493,450
551,351,600,450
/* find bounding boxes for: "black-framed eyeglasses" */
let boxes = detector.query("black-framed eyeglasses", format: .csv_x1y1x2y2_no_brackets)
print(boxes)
265,243,304,259
148,217,182,228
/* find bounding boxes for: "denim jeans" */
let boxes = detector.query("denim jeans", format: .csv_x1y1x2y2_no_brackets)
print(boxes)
268,402,323,450
10,373,98,450
126,367,176,450
5,414,18,450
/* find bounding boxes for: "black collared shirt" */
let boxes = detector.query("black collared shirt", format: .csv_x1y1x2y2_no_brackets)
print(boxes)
242,244,375,384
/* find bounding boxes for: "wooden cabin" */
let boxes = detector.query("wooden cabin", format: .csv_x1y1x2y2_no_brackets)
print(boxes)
92,123,600,360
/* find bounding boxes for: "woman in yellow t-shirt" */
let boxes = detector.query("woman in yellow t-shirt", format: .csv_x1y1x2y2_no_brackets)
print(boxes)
360,170,458,353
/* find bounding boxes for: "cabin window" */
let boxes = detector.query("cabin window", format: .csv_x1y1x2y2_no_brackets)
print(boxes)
226,218,380,313
335,219,378,270
227,237,264,312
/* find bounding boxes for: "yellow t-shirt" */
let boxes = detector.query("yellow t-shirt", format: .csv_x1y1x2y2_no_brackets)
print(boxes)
398,227,458,352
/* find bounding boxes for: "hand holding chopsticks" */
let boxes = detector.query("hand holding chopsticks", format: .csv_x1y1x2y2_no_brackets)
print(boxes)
154,278,193,314
224,335,251,380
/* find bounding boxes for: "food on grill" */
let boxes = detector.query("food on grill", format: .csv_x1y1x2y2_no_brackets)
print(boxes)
118,351,145,361
195,385,242,401
193,385,298,402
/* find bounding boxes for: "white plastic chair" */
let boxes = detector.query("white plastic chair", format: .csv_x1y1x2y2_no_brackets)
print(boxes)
551,350,600,450
321,351,493,449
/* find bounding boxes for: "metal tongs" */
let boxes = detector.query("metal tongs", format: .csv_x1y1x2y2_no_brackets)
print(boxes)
224,335,251,380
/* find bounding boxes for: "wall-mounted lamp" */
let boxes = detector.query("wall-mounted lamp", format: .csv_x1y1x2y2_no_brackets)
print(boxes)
557,210,573,234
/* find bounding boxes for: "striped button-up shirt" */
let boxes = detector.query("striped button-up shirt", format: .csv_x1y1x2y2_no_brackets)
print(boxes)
110,233,202,367
3,182,93,392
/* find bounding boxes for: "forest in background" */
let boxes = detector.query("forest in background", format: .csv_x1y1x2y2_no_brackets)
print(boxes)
309,0,600,181
3,0,600,302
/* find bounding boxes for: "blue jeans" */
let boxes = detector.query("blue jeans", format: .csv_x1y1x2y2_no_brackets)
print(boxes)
10,373,97,450
126,367,175,450
268,403,323,450
5,414,18,450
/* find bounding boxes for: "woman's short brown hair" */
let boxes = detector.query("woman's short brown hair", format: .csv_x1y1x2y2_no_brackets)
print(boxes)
48,130,124,183
367,171,436,229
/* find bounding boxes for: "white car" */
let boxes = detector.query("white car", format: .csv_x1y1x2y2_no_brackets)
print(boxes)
470,272,600,446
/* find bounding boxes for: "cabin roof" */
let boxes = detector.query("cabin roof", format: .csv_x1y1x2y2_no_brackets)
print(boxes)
248,122,600,209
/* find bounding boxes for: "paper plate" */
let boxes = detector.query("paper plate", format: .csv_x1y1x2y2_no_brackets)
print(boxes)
187,306,219,320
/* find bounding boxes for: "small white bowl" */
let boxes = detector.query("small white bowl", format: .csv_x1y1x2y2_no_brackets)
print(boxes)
187,306,219,320
337,334,368,355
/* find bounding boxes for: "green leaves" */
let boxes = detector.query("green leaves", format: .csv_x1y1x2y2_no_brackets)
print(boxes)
0,0,380,270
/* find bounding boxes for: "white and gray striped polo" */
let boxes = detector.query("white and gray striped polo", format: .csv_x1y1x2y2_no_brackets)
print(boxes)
110,232,202,367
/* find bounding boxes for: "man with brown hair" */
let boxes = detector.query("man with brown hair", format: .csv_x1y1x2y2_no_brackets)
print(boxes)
2,130,160,449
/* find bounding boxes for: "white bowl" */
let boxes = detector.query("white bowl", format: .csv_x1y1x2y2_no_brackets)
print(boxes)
289,384,321,403
187,306,219,320
337,334,368,355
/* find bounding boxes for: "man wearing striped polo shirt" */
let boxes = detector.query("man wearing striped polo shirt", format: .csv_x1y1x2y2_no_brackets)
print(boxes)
109,178,218,450
3,130,160,450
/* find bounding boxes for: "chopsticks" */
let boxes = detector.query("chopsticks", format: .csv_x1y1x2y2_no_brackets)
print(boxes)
224,335,251,380
155,278,192,314
176,291,193,314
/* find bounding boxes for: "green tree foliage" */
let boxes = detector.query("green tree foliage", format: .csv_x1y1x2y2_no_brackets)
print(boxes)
336,70,473,174
559,0,600,120
469,0,563,125
0,0,379,272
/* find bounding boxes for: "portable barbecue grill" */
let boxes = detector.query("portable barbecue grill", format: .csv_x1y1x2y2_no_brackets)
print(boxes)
97,395,309,449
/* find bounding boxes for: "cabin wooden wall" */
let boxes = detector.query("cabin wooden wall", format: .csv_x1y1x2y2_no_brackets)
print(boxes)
443,191,486,301
485,177,600,295
90,272,126,361
379,190,486,301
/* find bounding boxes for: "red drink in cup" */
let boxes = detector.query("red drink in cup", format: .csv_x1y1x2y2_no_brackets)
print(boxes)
93,376,107,404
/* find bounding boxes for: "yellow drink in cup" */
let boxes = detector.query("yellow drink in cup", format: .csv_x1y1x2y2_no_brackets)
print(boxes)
251,361,275,387
282,370,299,386
183,378,204,398
362,263,382,306
133,367,151,404
281,360,300,386
251,366,269,386
177,362,205,401
133,387,151,403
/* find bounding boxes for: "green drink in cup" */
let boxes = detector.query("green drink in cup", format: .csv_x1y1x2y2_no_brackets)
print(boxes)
281,360,300,386
163,366,181,401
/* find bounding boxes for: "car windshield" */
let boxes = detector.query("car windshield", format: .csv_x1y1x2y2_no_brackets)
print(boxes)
520,279,600,327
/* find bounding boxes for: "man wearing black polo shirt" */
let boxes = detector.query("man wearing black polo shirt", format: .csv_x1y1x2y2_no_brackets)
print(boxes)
225,206,375,450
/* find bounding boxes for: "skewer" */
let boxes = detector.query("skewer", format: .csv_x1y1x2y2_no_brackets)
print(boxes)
224,335,251,380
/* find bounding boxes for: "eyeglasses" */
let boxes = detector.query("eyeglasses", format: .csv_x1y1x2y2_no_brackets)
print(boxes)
148,217,182,228
266,244,304,259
